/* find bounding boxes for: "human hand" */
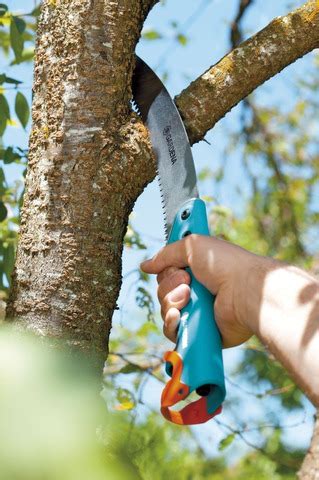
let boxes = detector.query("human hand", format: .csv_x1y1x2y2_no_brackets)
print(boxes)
141,234,257,348
142,234,319,406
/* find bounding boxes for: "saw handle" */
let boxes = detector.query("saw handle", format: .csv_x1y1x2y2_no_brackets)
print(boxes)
161,198,226,425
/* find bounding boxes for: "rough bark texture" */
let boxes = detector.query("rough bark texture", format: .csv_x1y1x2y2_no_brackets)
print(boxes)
177,0,319,144
6,0,157,369
299,413,319,480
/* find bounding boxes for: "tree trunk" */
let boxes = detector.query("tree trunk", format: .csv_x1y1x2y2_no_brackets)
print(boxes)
6,0,156,370
299,413,319,480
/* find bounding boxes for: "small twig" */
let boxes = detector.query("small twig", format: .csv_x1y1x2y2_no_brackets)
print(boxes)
230,0,255,48
214,417,303,469
226,375,295,398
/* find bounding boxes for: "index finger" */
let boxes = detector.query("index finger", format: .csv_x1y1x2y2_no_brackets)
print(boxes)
140,238,190,274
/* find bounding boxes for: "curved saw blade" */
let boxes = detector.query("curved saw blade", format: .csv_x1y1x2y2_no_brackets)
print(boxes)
132,56,198,238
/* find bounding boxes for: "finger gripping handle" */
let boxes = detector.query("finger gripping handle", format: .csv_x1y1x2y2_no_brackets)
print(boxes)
161,198,226,425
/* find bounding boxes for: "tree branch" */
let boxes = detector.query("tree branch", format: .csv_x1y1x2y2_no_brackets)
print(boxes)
176,0,319,144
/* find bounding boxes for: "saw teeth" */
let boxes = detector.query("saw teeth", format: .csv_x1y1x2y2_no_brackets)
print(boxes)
158,176,169,241
131,99,141,116
132,98,171,235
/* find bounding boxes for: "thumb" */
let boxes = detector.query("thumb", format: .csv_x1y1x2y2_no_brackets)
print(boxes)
140,238,191,274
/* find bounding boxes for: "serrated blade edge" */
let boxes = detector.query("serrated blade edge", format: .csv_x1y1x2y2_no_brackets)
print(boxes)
132,56,199,238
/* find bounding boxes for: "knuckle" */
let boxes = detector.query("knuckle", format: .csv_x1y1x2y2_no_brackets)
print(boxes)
157,280,171,302
183,234,199,264
156,267,175,284
176,269,189,284
158,269,187,301
161,295,171,313
185,233,198,245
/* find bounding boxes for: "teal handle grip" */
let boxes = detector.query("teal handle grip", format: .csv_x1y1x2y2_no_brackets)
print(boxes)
161,198,225,425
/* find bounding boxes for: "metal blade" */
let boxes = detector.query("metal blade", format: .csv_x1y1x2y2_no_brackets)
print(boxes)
132,56,198,238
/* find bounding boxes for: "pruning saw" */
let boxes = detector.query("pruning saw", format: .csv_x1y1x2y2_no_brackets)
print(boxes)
132,56,226,425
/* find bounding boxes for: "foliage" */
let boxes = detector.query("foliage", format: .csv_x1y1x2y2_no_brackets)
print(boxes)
0,326,302,480
0,3,37,294
0,327,112,480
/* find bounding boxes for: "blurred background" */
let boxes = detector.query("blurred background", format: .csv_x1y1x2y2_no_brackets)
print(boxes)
0,0,318,478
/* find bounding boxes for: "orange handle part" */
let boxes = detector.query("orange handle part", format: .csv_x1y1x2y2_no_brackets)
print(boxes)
160,351,222,425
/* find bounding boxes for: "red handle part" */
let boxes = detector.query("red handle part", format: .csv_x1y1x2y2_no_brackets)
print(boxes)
160,351,222,425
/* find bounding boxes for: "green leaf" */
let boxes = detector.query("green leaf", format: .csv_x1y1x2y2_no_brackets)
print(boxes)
10,47,34,65
0,30,11,56
31,5,41,17
4,75,22,85
0,73,21,85
177,33,188,46
136,321,158,337
0,105,7,136
115,387,135,410
0,167,6,195
13,17,26,35
0,94,10,120
119,364,144,374
198,167,213,182
3,146,21,164
218,433,236,451
0,201,7,221
0,166,5,183
10,16,25,61
15,91,29,129
212,205,232,217
142,29,162,41
114,401,134,411
0,4,7,17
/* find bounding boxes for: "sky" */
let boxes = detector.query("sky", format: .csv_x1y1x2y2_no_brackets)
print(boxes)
3,0,317,461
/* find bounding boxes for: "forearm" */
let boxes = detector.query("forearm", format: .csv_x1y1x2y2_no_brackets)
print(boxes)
241,258,319,406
